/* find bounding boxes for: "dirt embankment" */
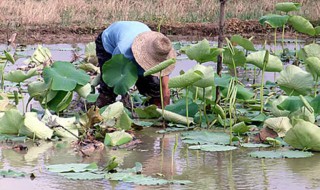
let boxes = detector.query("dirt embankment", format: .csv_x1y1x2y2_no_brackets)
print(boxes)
0,19,307,45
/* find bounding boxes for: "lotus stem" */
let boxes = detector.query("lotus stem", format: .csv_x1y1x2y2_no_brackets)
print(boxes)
282,25,285,52
260,68,266,114
186,87,189,128
274,28,277,53
159,71,165,120
203,88,209,128
315,76,319,97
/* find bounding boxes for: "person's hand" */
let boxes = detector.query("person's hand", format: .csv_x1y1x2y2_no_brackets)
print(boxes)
161,75,170,106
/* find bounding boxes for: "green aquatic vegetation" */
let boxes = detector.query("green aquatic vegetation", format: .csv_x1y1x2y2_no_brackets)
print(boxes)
24,45,52,67
188,144,237,152
104,130,133,146
47,162,99,173
185,39,223,63
230,35,256,51
101,102,132,130
249,150,313,159
165,98,198,117
269,96,290,117
240,143,271,148
181,131,230,145
0,169,26,178
232,121,250,134
275,2,301,13
288,16,316,36
246,50,283,72
263,117,292,137
4,68,37,83
1,50,15,90
0,109,24,135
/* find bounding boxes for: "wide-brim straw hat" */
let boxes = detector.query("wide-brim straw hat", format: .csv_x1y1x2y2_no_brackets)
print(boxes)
132,31,176,76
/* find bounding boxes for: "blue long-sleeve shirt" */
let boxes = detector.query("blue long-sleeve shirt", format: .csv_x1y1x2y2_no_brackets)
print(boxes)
101,21,151,75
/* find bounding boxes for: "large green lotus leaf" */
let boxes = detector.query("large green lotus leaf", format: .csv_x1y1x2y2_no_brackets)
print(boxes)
102,54,138,95
259,14,289,28
101,102,132,130
284,119,320,151
165,98,198,117
181,131,230,145
75,83,91,98
223,48,246,68
0,109,24,135
0,169,26,178
27,81,49,101
192,64,215,88
288,16,315,36
104,130,133,146
263,117,292,137
19,112,53,139
310,95,320,114
46,91,73,113
169,70,203,88
290,107,315,124
230,35,256,51
232,121,251,134
269,96,290,117
43,61,90,91
189,86,214,100
4,68,37,83
249,150,313,158
275,2,301,13
277,96,304,112
305,57,320,78
246,51,283,72
134,105,161,119
47,162,98,173
186,39,222,63
276,65,313,96
42,109,78,139
189,144,237,152
301,44,320,60
156,108,193,126
60,172,104,180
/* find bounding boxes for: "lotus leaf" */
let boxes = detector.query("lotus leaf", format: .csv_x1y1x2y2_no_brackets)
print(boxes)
284,119,320,151
305,57,320,78
290,106,315,124
276,65,313,96
263,117,292,137
0,135,27,142
84,42,96,58
311,95,320,114
240,143,271,148
0,109,24,135
189,86,214,100
19,112,53,139
4,68,37,83
277,96,307,112
269,96,290,117
165,98,198,117
24,45,52,66
288,16,315,36
223,48,246,68
102,54,138,95
315,26,320,36
134,105,161,119
27,81,49,101
0,169,25,178
104,130,133,146
169,70,203,88
75,83,92,98
46,91,73,113
221,84,254,100
101,102,132,130
60,172,104,180
230,35,256,51
275,2,301,13
0,93,10,111
192,64,215,88
43,61,90,91
259,14,289,28
249,150,313,158
47,162,98,173
4,50,15,64
143,58,176,77
186,39,222,63
232,122,251,134
156,108,193,126
301,44,320,60
42,110,78,139
246,51,283,72
188,144,237,152
78,63,99,73
181,131,230,145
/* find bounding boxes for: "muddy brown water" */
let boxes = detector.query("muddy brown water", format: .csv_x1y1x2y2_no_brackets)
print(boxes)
0,43,319,190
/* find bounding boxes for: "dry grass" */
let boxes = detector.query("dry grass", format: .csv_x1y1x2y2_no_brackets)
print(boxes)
0,0,319,27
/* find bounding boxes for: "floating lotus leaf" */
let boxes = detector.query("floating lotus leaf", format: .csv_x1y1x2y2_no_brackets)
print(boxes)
246,50,283,72
259,14,289,28
275,2,301,13
276,65,313,96
42,109,78,139
284,119,320,151
181,131,230,145
19,112,53,139
288,16,315,36
305,57,320,79
75,83,91,98
263,117,292,137
269,96,290,117
223,47,246,68
186,39,222,63
0,169,25,178
104,130,133,146
165,98,198,117
47,162,98,173
241,143,271,148
192,64,215,88
0,109,24,135
101,102,132,130
102,54,138,95
249,150,313,158
156,108,193,126
4,68,37,83
230,35,256,51
188,144,237,152
43,61,90,91
60,172,104,180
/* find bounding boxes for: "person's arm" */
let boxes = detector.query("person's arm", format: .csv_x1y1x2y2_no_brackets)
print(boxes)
161,75,170,107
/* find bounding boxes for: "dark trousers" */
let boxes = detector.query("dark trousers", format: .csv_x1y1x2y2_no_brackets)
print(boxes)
95,33,161,104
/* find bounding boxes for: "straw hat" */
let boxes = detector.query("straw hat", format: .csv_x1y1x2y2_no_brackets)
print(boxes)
132,31,176,76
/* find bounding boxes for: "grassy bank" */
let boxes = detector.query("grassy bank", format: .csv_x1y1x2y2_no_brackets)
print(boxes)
1,0,319,28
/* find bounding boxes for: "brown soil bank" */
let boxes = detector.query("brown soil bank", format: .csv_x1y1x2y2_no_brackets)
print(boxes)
0,19,309,45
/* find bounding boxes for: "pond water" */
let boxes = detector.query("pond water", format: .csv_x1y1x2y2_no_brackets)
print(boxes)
1,42,319,190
